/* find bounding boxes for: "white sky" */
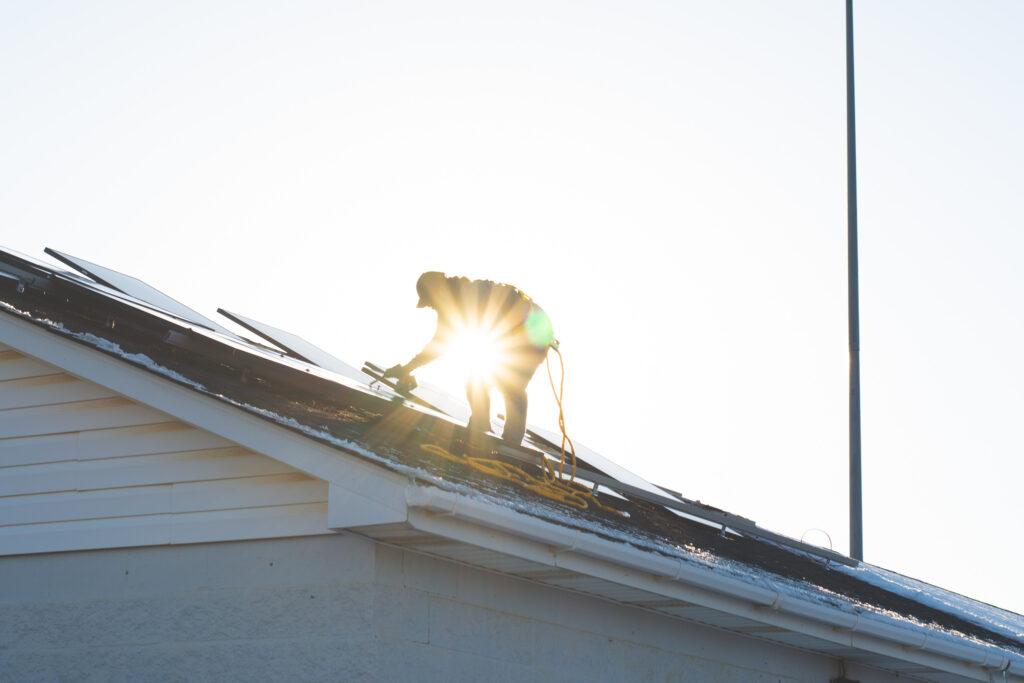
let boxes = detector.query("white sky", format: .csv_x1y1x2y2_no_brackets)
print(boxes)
3,1,1022,614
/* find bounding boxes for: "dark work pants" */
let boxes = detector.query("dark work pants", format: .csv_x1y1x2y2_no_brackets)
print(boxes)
466,344,548,446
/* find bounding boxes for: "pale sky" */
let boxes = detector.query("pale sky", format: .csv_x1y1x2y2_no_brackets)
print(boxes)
3,1,1023,614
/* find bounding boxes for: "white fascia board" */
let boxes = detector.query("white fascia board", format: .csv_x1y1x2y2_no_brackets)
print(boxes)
0,313,409,520
328,481,407,528
403,485,1023,683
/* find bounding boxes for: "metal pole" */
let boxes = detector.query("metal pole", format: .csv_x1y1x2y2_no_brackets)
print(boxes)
846,0,863,561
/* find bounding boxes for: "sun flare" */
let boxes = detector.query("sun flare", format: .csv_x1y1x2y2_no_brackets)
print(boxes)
446,325,502,384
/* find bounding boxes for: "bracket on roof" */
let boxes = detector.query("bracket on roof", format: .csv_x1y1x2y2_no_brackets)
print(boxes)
0,255,51,294
0,271,23,292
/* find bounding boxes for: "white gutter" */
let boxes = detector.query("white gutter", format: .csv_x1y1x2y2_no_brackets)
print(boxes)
405,486,1022,682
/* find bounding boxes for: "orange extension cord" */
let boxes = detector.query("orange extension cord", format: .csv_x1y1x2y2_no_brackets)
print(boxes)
544,345,577,482
419,346,622,516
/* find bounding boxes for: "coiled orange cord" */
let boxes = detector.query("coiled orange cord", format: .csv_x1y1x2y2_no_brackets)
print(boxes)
544,345,576,483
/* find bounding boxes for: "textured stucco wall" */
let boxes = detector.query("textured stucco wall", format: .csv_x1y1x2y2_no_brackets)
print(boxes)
1,534,896,682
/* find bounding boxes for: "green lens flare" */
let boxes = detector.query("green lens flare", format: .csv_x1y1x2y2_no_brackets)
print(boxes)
525,309,554,348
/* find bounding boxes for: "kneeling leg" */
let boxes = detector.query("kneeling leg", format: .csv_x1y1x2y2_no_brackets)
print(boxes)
466,378,492,436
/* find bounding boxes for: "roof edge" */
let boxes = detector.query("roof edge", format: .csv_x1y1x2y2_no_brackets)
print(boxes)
401,484,1022,682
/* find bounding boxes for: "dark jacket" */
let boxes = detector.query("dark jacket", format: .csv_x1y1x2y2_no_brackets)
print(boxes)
408,277,554,378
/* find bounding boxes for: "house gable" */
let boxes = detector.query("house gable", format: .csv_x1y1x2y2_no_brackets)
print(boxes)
0,342,330,555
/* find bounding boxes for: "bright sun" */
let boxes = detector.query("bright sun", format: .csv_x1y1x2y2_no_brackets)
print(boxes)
446,326,502,384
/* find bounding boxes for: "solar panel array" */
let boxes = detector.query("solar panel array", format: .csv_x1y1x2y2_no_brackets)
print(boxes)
46,248,243,339
0,245,448,414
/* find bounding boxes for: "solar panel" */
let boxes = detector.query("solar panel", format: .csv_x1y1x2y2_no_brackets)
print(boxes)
362,360,477,423
0,246,83,281
409,381,475,422
360,356,667,493
44,248,238,337
524,425,673,499
1,247,263,352
217,308,368,383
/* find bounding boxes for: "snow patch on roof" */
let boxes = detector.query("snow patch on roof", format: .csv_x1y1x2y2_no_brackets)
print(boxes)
1,300,206,391
839,562,1024,641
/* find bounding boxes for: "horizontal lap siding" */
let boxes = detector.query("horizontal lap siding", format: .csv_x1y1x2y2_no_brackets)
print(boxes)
0,446,298,497
0,348,330,556
0,374,118,409
1,423,235,468
0,349,63,381
0,398,176,439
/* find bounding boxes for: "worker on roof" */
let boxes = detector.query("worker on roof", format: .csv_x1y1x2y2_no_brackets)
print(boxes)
384,271,555,447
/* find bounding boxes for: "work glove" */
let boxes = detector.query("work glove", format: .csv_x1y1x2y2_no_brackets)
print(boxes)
382,364,407,379
395,374,418,393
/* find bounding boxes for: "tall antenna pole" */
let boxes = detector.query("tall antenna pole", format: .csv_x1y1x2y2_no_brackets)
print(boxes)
846,0,864,561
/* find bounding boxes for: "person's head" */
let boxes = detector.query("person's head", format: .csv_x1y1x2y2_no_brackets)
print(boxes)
416,271,447,309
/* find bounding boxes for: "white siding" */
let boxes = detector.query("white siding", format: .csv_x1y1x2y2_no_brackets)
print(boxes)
0,347,330,556
0,348,63,381
0,536,901,683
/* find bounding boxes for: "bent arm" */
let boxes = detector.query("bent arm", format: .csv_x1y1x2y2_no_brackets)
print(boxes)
405,322,450,372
